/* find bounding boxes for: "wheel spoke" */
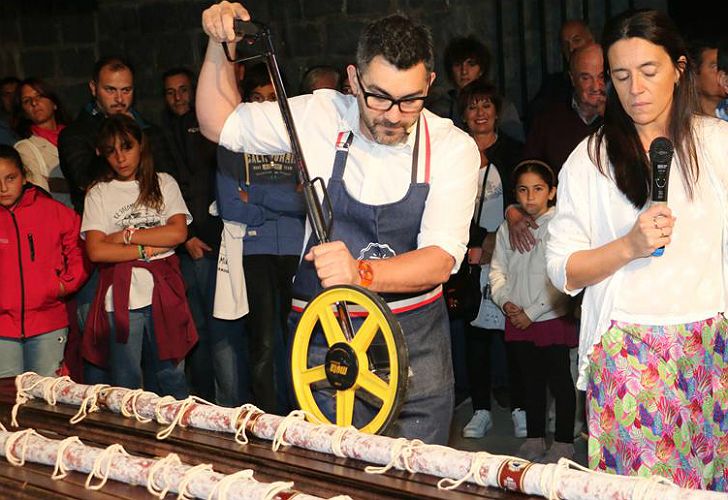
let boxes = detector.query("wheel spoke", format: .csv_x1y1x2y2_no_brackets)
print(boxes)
300,365,326,385
318,306,347,346
350,315,379,353
357,369,389,401
336,389,355,427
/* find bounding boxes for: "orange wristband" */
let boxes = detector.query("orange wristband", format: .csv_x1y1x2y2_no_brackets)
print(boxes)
357,260,373,288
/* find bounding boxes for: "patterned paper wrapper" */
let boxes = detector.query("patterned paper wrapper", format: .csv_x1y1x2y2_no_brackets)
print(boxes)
0,428,332,500
12,373,726,500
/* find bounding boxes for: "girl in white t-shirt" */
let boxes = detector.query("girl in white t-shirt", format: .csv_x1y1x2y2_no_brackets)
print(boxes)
81,114,196,399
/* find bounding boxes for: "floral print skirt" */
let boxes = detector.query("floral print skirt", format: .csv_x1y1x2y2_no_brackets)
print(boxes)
587,315,728,491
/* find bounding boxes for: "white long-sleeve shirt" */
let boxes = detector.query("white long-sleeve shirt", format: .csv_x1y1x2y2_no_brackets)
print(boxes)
219,90,480,272
546,116,728,389
489,207,569,323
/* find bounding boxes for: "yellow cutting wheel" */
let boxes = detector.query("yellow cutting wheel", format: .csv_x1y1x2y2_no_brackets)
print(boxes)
291,285,408,434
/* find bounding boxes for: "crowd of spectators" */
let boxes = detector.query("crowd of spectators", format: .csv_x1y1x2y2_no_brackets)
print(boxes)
1,7,728,486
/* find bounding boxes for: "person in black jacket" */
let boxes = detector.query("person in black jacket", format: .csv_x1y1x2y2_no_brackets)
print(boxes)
451,79,526,440
58,56,178,385
58,56,177,215
161,67,248,407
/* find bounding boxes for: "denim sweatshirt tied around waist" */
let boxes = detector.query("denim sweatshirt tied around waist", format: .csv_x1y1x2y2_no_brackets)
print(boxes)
216,147,306,256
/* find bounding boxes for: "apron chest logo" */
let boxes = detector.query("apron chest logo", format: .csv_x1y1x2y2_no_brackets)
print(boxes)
358,242,396,260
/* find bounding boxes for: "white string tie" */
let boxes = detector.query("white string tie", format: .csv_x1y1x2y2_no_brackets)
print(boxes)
206,469,255,500
437,451,495,490
261,480,295,500
12,372,40,426
85,443,129,490
533,458,676,500
364,438,408,475
156,396,214,440
631,471,676,500
12,374,73,427
176,462,214,500
12,372,41,426
51,436,83,480
146,452,182,498
42,375,71,405
329,425,355,458
70,384,109,424
538,461,566,500
4,428,40,466
120,388,153,423
154,395,178,424
231,403,263,445
271,410,307,452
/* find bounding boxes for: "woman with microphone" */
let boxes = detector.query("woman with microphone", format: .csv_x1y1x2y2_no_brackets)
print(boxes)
546,9,728,490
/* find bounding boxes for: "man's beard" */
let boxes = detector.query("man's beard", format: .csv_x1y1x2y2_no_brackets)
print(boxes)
361,113,414,145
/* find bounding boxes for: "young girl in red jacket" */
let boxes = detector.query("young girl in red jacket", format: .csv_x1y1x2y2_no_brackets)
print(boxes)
81,114,196,399
0,145,88,377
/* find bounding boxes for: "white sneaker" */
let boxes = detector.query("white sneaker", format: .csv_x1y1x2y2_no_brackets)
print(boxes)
511,408,527,438
462,410,493,438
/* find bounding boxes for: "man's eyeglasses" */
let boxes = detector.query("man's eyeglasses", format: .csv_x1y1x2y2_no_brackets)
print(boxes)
356,70,428,113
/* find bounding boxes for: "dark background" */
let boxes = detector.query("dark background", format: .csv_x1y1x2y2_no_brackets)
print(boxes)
1,0,720,125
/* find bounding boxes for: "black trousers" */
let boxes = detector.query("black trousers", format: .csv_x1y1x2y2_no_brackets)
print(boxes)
243,254,299,413
463,266,524,412
511,341,575,443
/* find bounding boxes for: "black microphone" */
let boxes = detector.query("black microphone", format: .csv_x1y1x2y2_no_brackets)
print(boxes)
649,137,674,257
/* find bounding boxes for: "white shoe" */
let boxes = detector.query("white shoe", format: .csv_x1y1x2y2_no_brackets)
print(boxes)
462,410,493,438
511,408,527,438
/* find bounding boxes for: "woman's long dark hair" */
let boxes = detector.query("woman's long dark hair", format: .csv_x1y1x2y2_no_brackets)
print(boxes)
591,9,700,208
94,114,163,212
12,78,69,139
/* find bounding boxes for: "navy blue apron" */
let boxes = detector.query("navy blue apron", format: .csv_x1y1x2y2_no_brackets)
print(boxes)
289,117,454,445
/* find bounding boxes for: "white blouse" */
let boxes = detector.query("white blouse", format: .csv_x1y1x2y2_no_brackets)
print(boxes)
219,89,480,272
546,116,728,389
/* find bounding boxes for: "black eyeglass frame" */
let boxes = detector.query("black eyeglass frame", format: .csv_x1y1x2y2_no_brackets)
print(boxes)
355,69,429,113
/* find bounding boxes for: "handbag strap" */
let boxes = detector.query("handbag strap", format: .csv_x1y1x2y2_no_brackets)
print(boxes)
475,161,492,225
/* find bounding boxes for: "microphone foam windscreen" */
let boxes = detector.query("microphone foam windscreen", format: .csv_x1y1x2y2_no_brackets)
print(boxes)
649,137,674,165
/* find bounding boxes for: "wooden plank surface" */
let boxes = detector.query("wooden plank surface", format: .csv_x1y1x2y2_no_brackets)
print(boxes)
0,460,143,499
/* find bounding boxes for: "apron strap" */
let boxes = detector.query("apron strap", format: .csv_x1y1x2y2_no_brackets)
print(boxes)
422,114,432,184
411,119,421,184
411,115,432,184
331,132,355,181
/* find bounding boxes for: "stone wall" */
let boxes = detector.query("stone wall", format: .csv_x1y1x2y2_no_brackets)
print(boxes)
1,0,670,125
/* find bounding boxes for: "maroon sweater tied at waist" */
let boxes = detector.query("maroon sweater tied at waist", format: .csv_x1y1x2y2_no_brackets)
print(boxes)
82,255,198,368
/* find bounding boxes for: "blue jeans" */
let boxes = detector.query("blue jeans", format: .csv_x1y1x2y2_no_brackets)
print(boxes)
108,306,188,400
0,328,68,378
179,252,249,407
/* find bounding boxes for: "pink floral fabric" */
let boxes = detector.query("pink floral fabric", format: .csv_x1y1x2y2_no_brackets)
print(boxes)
587,316,728,491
